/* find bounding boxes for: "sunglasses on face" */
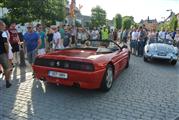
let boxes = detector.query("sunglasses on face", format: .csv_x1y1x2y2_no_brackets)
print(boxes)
27,27,32,29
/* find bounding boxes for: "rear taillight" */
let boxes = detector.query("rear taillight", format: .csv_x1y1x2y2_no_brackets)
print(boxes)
81,64,94,71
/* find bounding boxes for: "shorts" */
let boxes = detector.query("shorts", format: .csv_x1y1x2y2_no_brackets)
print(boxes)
130,40,135,48
11,43,19,53
27,49,37,64
0,53,9,72
130,40,137,48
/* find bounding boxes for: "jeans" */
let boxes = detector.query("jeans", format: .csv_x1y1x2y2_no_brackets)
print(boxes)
27,49,37,64
138,40,145,56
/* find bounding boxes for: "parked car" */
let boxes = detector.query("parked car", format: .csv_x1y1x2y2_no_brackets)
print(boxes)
144,39,178,65
32,40,130,91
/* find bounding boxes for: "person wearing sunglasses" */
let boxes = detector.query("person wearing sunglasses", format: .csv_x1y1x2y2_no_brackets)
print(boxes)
23,23,41,66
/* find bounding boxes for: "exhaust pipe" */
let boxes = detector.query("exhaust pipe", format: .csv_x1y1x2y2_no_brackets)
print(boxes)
73,82,80,88
39,77,46,81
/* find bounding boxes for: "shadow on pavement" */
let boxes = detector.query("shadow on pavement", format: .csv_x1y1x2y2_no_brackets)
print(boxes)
30,78,111,119
0,64,32,120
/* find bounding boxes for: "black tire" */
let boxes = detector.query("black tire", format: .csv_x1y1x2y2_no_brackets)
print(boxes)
144,56,148,62
100,65,114,92
125,52,130,68
171,60,177,65
125,60,129,68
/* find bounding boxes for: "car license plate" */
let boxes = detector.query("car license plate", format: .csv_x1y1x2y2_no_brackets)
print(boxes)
159,53,166,56
48,71,68,79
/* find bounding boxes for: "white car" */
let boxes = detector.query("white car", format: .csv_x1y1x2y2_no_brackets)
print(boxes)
144,39,178,65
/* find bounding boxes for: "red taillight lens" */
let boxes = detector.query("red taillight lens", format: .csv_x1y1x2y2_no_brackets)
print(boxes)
81,64,94,71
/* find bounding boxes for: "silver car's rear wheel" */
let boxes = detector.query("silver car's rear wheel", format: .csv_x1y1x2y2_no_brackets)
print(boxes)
171,60,177,65
144,56,148,62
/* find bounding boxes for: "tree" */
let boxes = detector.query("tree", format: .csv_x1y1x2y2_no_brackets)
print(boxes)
91,6,106,27
114,14,122,29
1,0,66,24
170,15,178,31
84,21,93,29
122,16,135,30
122,18,132,30
158,15,178,31
132,23,139,29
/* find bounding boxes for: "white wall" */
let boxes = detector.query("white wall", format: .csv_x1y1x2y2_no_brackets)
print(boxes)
0,8,8,18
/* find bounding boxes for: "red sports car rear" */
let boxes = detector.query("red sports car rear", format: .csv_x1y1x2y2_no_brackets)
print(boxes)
32,40,129,91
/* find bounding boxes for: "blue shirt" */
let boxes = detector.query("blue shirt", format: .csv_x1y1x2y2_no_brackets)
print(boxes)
24,32,39,52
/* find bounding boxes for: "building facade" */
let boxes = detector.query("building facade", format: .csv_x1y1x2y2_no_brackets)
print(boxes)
140,17,158,30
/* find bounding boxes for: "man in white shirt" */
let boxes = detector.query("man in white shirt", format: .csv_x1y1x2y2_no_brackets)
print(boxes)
52,25,63,50
91,27,99,40
131,28,139,55
158,29,166,42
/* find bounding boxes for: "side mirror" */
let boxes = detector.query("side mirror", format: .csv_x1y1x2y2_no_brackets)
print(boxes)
122,45,128,49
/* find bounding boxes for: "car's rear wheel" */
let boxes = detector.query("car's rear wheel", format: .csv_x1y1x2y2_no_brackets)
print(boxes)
144,56,148,62
171,60,177,65
101,65,113,92
125,53,130,69
125,60,129,68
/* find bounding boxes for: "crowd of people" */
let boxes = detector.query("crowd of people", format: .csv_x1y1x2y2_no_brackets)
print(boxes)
129,26,179,56
0,19,179,88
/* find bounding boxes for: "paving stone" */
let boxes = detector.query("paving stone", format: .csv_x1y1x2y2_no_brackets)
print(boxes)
0,56,179,120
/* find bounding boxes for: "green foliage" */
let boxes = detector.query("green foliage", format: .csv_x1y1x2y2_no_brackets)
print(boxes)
0,15,11,27
170,15,178,31
114,14,122,29
159,15,178,31
84,21,93,29
1,0,66,24
123,16,135,24
122,17,133,30
91,6,106,27
132,23,139,29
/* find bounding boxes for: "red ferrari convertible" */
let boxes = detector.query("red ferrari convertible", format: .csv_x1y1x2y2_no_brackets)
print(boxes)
33,40,130,91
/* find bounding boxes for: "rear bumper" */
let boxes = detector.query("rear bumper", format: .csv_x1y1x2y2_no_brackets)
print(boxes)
145,53,178,61
32,65,106,89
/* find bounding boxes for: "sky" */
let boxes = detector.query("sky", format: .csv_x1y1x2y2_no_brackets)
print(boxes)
73,0,179,23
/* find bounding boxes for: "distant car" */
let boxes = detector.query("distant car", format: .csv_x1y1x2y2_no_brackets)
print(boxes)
33,40,130,91
144,39,178,65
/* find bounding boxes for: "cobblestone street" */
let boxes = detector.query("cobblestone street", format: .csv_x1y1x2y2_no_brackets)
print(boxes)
0,56,179,120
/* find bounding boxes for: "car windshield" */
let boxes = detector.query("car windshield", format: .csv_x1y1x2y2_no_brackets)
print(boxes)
148,38,173,45
65,40,121,52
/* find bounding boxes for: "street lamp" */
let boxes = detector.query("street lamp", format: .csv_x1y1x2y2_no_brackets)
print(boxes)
165,9,175,21
166,9,172,12
166,9,175,16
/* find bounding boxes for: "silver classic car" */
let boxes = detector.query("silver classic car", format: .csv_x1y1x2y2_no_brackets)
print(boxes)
144,39,178,65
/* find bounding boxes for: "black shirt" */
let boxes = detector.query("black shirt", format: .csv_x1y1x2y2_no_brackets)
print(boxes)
0,31,8,54
47,33,53,43
63,32,71,47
